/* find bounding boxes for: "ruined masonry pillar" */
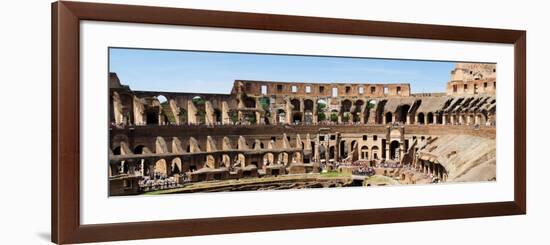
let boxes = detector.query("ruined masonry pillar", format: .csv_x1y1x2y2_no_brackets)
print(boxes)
415,115,419,125
255,98,262,125
442,115,447,125
300,99,305,122
313,101,318,124
406,115,411,125
433,114,437,125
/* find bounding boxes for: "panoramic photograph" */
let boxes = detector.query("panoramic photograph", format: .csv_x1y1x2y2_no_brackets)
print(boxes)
108,48,496,196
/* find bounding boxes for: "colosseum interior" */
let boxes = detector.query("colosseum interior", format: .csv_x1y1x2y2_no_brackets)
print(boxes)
108,62,496,196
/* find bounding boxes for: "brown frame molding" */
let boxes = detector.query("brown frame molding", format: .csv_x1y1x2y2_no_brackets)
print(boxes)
51,1,526,244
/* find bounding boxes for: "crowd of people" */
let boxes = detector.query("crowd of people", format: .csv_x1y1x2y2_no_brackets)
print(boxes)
139,175,182,191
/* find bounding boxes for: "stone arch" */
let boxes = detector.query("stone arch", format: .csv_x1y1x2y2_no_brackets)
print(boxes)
341,99,352,112
263,152,274,165
277,109,286,124
385,112,393,124
371,146,380,160
292,152,302,164
171,157,182,174
304,99,314,111
157,95,168,104
329,145,336,160
133,145,147,154
340,140,347,158
234,153,246,168
277,152,289,165
319,144,326,161
436,113,443,124
476,113,487,125
417,112,425,125
153,159,168,178
396,104,410,124
427,112,434,124
213,108,222,123
361,145,369,160
112,146,121,155
290,99,301,111
243,96,256,108
292,112,303,123
145,107,159,125
389,140,400,160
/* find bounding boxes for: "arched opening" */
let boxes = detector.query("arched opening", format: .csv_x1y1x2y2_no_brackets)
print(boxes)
112,146,121,155
353,100,364,123
304,99,314,123
192,96,206,124
292,152,302,164
341,100,352,113
396,104,410,124
354,100,364,112
153,159,168,179
118,93,134,125
277,109,286,124
361,146,369,160
133,145,146,154
436,113,443,124
329,146,336,160
234,153,246,168
427,112,434,124
243,96,256,108
468,114,475,125
316,99,327,122
304,99,314,111
145,108,159,125
171,158,182,174
319,144,326,161
290,99,301,111
340,140,348,159
213,109,222,123
385,112,393,124
263,153,274,166
292,112,302,123
277,152,289,165
417,113,425,125
371,146,379,160
157,95,167,104
389,140,400,160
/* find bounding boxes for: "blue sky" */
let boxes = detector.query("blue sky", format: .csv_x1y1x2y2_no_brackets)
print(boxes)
109,48,456,94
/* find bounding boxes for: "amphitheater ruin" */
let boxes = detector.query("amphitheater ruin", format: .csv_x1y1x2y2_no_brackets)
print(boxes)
108,62,497,196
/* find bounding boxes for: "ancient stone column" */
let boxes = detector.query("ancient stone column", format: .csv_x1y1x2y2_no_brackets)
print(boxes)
300,98,305,122
406,114,411,125
400,142,405,161
385,141,390,160
415,114,419,125
285,99,292,124
255,97,262,125
433,114,437,125
187,100,198,125
442,114,447,125
383,114,387,125
221,101,230,125
313,100,318,124
205,101,215,126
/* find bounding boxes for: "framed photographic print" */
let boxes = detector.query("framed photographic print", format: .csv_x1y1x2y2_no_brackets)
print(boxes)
52,1,526,244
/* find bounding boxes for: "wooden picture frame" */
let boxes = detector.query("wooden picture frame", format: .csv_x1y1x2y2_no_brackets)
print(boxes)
51,1,526,244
